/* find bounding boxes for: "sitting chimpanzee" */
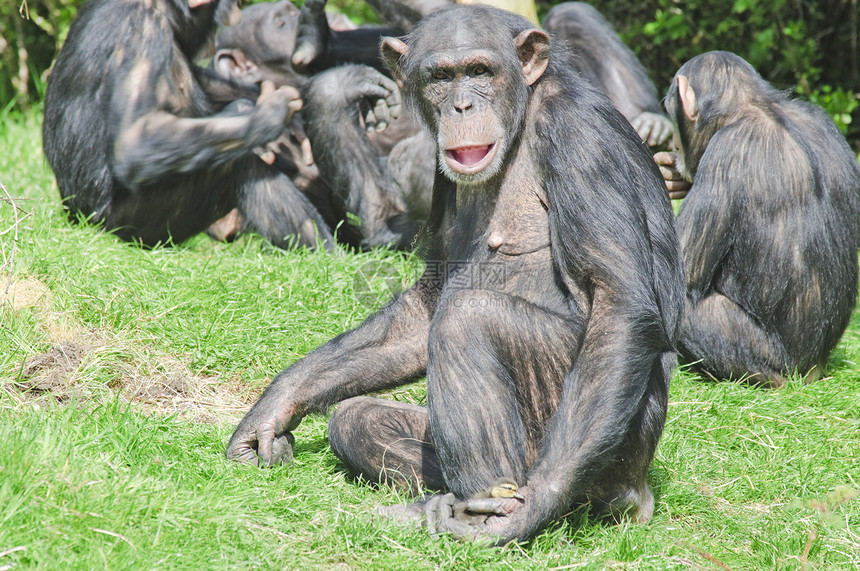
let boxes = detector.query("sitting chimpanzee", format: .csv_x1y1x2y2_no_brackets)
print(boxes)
42,0,334,250
227,5,684,543
662,51,860,387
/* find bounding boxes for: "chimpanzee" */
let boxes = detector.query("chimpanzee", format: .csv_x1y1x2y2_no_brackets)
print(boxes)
212,0,393,89
662,51,860,387
542,2,673,149
42,0,334,250
227,5,684,544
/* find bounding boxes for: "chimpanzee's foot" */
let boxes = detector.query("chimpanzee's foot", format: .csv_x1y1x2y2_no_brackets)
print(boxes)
588,482,655,523
207,208,244,242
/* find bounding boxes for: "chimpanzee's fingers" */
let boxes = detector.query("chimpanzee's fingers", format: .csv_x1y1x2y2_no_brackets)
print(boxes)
658,165,680,180
364,108,379,133
372,97,390,131
650,116,674,147
287,98,303,121
269,433,296,466
438,517,482,539
423,493,456,536
225,436,261,466
652,151,674,166
376,74,402,120
254,425,275,465
466,498,522,515
666,179,691,200
259,80,276,99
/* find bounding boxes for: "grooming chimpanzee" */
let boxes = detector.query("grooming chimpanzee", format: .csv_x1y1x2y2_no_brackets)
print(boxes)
213,1,427,249
42,0,334,250
227,5,683,543
663,51,860,387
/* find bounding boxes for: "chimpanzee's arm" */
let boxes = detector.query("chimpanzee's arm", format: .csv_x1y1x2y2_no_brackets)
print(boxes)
226,269,439,466
483,94,683,542
292,0,399,75
302,65,417,249
675,130,739,296
227,177,454,467
106,11,298,189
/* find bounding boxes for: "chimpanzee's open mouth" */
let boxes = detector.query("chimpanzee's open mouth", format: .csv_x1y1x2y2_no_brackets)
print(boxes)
445,143,498,175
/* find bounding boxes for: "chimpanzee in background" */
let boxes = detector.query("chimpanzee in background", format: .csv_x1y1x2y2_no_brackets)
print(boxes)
212,1,427,249
542,2,672,148
227,5,684,543
42,0,334,250
663,51,860,387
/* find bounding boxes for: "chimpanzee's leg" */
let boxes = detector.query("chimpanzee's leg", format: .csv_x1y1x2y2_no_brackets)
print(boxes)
108,156,334,250
237,158,335,251
107,164,239,246
426,289,581,499
681,293,791,386
328,396,445,493
581,350,673,522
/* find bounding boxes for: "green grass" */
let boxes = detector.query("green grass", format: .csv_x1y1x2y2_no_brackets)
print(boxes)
1,107,858,570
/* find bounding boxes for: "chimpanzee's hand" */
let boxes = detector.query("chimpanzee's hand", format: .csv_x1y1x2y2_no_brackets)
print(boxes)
342,68,402,133
225,399,302,467
423,489,529,544
653,151,692,200
257,81,303,123
630,111,674,149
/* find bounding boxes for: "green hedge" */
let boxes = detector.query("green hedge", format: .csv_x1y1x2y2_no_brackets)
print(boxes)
3,0,858,145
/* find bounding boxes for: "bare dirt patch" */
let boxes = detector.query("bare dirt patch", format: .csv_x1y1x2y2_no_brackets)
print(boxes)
3,275,260,423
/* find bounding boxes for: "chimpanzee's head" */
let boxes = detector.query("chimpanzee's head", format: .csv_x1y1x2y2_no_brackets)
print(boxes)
381,5,550,185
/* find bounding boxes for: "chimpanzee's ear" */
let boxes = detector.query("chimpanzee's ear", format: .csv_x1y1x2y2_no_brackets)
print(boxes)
514,29,550,86
380,37,409,87
188,0,213,8
677,75,699,122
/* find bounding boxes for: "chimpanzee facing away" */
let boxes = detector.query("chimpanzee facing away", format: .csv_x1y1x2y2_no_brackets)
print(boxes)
43,0,333,250
227,5,684,543
664,51,860,387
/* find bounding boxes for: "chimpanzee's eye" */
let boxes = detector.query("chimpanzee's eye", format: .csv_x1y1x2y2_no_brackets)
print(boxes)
473,65,487,76
432,69,448,81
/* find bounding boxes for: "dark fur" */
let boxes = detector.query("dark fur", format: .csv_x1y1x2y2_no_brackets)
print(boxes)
214,1,429,249
665,51,860,386
300,65,425,249
43,0,332,249
227,5,683,543
542,2,665,123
